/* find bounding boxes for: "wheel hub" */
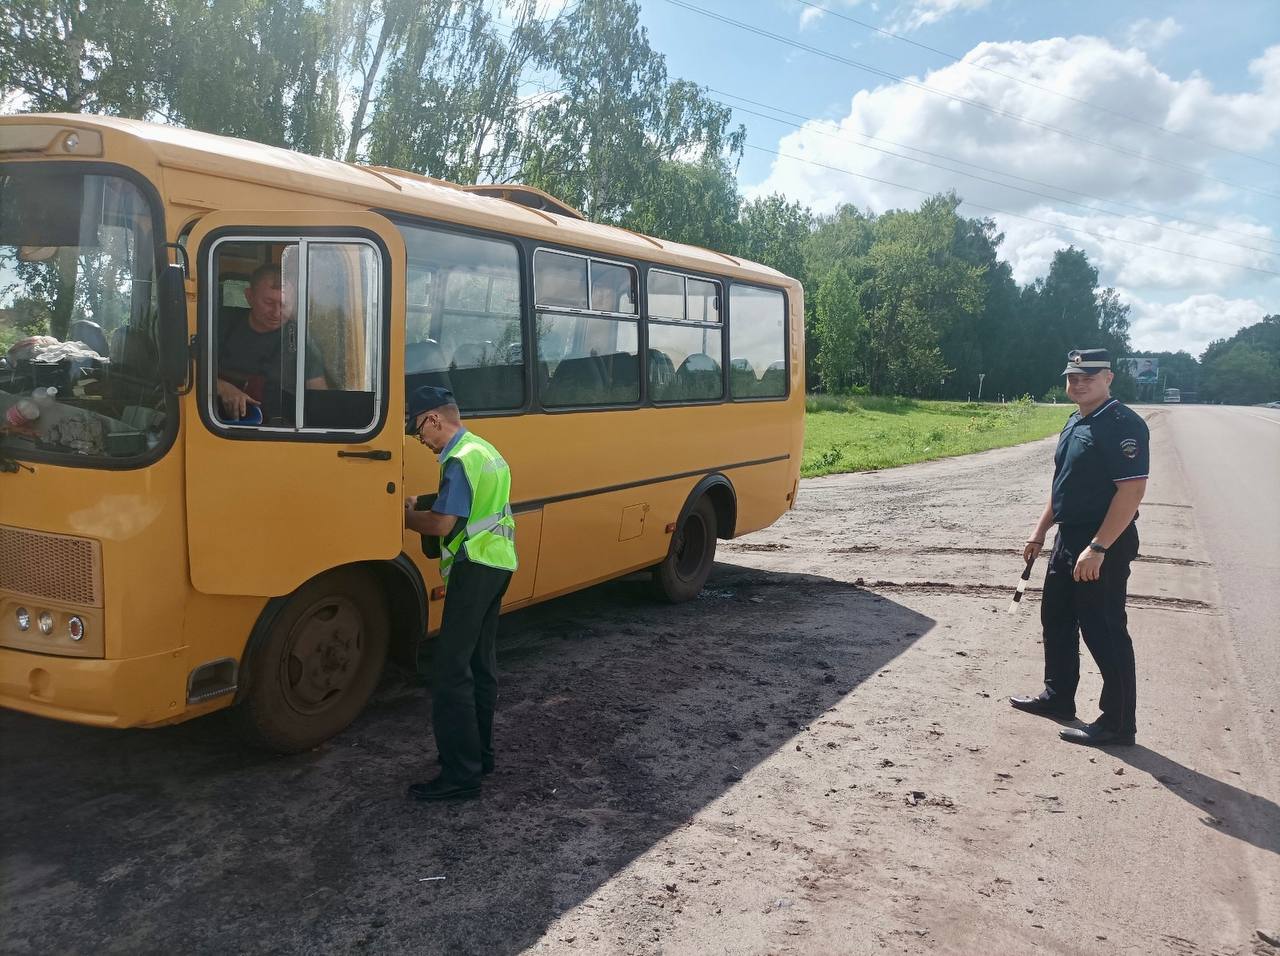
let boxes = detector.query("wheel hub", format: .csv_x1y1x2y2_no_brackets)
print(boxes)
281,597,365,714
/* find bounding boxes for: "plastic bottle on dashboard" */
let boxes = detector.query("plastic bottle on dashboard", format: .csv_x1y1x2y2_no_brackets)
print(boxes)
5,399,40,427
31,386,58,408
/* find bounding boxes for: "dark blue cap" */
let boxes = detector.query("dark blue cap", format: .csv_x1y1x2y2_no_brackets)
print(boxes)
1061,348,1111,375
405,385,457,433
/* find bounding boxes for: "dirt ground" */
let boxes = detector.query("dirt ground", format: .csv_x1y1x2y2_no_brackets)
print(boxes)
2,409,1277,955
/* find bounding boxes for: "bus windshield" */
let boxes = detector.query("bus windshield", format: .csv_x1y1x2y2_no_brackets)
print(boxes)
0,167,168,463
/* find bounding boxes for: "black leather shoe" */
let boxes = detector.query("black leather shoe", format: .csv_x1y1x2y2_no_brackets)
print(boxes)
408,777,481,801
1059,722,1135,747
1010,694,1076,720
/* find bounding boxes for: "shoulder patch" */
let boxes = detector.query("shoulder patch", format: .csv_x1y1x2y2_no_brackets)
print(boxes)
1120,438,1139,459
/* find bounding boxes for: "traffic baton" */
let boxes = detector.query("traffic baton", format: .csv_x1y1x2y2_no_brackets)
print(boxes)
1006,555,1035,614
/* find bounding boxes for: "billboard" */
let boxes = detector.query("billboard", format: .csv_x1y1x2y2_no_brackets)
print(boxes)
1119,357,1159,383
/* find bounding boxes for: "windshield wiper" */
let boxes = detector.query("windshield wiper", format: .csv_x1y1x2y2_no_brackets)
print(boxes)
0,453,34,474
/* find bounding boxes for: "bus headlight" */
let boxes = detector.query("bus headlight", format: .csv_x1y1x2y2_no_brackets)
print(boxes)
37,611,54,635
68,616,85,641
16,607,30,631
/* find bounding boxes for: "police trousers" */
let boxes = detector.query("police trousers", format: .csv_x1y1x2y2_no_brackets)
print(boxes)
431,560,512,785
1040,521,1140,734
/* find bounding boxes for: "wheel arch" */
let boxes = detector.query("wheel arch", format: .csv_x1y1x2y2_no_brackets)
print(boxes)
232,556,426,704
678,473,737,540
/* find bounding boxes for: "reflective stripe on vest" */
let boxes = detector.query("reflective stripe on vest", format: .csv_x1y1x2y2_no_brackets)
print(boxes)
439,431,518,580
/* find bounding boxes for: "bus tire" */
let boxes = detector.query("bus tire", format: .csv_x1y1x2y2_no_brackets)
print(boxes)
651,495,718,603
233,567,389,754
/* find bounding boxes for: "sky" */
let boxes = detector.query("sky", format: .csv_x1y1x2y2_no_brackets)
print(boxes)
629,0,1280,357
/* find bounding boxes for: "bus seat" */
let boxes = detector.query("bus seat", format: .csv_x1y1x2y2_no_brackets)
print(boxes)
759,362,786,395
600,351,639,392
68,319,109,357
729,359,757,396
406,339,447,373
451,341,493,368
544,354,605,405
675,353,722,400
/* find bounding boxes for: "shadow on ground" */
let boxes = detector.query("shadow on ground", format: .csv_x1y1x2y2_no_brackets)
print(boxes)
1114,746,1280,858
0,563,934,955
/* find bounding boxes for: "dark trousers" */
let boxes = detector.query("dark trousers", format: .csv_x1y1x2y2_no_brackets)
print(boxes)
431,560,511,785
1040,521,1140,733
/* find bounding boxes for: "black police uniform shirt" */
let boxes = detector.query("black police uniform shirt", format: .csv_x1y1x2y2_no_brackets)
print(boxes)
1051,397,1150,528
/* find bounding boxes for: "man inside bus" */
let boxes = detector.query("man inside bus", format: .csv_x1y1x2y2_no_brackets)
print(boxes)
403,385,517,801
215,260,327,424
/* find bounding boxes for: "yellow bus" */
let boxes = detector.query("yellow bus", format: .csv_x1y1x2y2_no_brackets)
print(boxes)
0,115,804,752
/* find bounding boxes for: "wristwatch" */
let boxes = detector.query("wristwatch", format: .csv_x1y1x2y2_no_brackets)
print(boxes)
1087,541,1107,554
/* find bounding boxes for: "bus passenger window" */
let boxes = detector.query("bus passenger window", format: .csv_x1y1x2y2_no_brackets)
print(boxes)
399,224,525,412
729,285,787,399
534,250,588,309
538,312,639,407
648,270,684,320
590,261,637,314
648,322,722,403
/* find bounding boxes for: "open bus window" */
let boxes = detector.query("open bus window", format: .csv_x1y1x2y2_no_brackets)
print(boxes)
729,285,787,399
400,224,525,413
210,239,381,431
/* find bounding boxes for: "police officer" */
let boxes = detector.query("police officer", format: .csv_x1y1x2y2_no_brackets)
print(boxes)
403,386,517,800
1011,349,1149,747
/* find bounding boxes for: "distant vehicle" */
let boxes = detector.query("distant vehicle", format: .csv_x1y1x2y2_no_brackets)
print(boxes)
1163,388,1181,403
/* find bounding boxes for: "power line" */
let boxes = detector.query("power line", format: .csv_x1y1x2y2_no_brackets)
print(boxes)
660,0,1280,201
788,0,1280,172
743,142,1280,279
715,94,1280,259
712,88,1280,250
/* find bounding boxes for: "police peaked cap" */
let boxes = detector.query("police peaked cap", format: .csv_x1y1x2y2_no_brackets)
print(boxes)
405,385,458,433
1061,348,1111,375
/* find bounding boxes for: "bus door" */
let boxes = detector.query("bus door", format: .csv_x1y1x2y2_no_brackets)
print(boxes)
183,211,406,596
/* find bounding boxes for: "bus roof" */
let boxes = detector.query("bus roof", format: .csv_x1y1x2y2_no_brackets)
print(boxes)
3,114,797,291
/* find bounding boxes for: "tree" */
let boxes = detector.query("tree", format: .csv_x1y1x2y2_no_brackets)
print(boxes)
623,157,741,253
1201,345,1280,405
0,0,166,114
813,266,861,392
736,194,811,283
517,0,742,220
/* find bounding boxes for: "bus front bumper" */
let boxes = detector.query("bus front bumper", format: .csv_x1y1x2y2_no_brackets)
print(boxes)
0,645,190,728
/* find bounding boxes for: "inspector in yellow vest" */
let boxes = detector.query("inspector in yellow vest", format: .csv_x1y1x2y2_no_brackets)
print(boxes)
439,431,518,581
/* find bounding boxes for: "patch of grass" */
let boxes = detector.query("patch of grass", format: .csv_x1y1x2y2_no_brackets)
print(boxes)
802,395,1068,477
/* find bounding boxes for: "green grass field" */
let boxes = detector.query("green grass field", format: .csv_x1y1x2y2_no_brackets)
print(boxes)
802,395,1069,478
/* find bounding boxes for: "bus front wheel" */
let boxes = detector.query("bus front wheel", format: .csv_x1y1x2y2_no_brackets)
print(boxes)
234,568,389,754
651,496,718,603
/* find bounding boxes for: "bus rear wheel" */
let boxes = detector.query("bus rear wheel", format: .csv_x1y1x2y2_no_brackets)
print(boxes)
651,496,718,603
234,568,388,754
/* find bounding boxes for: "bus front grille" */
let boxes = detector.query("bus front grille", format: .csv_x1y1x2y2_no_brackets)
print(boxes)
0,525,102,607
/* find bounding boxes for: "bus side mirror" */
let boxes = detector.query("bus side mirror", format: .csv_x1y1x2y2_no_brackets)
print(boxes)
158,263,190,390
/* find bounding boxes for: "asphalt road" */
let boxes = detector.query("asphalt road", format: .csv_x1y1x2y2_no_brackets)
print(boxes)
1157,403,1280,745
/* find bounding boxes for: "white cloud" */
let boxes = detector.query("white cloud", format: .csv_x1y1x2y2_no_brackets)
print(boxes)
890,0,991,32
1125,17,1183,51
746,37,1280,351
799,6,826,29
1124,293,1271,355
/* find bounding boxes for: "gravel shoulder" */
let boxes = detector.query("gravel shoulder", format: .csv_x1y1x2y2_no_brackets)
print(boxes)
2,409,1277,955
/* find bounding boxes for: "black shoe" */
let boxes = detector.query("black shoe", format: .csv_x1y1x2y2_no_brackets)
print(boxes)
435,754,494,775
1010,694,1076,721
408,777,481,801
1059,722,1135,747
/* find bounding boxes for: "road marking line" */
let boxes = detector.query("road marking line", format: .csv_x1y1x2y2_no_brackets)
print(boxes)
1243,412,1280,427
